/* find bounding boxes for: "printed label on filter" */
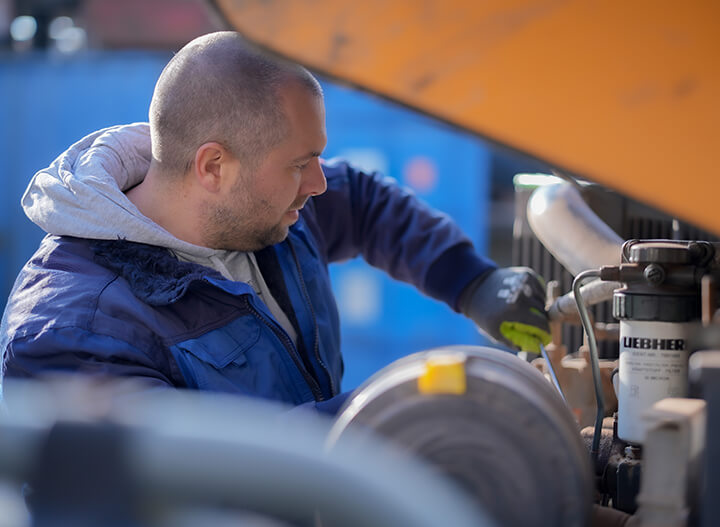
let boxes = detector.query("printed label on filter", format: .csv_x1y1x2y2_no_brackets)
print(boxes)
617,320,689,443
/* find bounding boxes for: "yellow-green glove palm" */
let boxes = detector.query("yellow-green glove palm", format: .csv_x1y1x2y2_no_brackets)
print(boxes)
459,267,551,353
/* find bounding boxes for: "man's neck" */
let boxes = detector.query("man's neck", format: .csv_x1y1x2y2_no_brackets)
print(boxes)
125,167,207,247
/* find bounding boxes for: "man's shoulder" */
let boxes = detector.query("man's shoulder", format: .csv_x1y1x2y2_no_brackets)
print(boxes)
31,235,113,273
16,235,120,297
2,236,125,339
4,236,220,330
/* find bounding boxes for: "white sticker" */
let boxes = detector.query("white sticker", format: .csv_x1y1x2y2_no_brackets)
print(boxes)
618,320,689,443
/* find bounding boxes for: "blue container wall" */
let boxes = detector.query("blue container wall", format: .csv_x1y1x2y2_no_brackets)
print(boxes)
0,50,172,300
0,52,492,391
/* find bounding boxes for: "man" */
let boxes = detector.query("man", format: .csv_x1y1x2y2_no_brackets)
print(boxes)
0,32,549,411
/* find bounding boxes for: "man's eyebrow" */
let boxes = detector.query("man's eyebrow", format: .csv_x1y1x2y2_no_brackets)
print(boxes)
291,151,322,163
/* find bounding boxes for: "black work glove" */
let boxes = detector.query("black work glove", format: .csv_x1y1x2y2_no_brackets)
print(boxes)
459,267,551,353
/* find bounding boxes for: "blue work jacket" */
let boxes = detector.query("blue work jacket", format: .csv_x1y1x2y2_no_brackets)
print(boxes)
0,161,495,405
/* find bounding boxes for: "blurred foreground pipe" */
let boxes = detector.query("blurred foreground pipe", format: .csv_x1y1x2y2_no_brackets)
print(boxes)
0,379,493,527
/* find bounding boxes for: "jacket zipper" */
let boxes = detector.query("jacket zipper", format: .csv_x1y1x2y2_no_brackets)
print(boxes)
243,296,324,402
287,239,336,397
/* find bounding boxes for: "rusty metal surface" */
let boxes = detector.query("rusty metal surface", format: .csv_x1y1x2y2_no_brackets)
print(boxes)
215,0,720,234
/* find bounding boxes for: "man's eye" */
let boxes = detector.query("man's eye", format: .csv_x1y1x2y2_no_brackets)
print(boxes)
296,162,309,170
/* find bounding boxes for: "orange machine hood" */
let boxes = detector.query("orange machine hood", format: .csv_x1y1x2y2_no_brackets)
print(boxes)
215,0,720,234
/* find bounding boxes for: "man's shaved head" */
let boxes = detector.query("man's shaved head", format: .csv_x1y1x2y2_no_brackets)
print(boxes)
149,31,322,175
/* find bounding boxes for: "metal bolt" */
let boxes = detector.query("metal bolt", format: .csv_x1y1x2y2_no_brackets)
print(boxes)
644,263,665,285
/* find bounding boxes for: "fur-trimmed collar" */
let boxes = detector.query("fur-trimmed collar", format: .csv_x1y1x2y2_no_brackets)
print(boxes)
91,239,223,306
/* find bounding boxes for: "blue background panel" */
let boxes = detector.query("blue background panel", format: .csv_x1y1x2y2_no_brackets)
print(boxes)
0,51,171,295
0,52,493,391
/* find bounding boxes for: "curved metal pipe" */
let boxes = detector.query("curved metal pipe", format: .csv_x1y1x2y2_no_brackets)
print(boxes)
528,182,623,276
548,279,621,322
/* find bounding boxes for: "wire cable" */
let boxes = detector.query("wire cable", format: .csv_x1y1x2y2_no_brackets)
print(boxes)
539,343,567,405
572,269,605,466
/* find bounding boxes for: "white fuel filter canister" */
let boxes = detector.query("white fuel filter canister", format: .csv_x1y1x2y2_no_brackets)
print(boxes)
609,240,714,444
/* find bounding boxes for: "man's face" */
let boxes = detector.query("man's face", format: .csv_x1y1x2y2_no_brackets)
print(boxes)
203,83,328,252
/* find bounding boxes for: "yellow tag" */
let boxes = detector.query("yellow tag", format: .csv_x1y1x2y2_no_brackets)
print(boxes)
417,354,467,395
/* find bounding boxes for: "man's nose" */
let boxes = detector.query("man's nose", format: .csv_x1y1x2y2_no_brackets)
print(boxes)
301,158,327,197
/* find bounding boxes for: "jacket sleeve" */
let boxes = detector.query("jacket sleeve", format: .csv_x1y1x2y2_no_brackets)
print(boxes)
3,326,176,389
308,160,497,311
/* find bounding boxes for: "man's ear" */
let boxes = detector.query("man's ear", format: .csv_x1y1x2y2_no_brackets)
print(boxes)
193,142,232,193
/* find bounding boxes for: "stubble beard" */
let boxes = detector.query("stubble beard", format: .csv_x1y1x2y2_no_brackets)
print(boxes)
201,196,289,252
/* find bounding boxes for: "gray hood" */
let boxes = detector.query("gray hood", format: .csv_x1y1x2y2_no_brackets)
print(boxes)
22,123,218,260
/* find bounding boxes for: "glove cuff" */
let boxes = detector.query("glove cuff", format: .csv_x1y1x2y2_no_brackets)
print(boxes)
457,268,496,316
424,243,497,312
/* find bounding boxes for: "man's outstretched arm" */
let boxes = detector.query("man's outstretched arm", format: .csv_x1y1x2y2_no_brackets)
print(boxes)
308,160,550,352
